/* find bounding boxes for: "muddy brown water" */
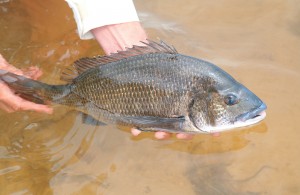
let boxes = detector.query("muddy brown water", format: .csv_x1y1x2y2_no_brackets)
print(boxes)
0,0,300,194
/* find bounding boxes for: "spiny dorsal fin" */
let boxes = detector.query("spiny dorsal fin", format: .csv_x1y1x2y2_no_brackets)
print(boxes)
61,40,178,82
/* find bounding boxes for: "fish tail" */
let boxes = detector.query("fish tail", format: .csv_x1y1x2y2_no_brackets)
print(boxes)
0,69,71,105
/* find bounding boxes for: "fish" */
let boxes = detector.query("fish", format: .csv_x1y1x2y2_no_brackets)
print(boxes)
0,40,267,134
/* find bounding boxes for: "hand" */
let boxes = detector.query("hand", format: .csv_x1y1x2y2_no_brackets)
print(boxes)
131,128,194,140
91,21,148,55
0,54,53,114
91,22,194,140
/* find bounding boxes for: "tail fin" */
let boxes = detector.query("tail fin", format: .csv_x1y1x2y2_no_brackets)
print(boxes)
0,69,70,105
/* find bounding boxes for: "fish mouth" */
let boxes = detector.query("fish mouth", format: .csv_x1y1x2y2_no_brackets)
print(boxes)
234,103,267,126
199,103,267,133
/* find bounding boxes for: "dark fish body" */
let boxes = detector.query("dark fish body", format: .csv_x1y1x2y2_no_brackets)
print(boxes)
0,41,267,133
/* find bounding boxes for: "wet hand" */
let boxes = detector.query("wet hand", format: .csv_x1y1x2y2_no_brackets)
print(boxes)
0,54,53,114
131,128,194,140
91,22,147,55
131,128,220,139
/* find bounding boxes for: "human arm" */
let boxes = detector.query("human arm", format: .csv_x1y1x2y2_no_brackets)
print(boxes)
91,21,147,55
66,0,194,139
91,24,193,139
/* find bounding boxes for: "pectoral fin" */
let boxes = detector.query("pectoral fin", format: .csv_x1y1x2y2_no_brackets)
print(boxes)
119,115,186,133
80,112,107,126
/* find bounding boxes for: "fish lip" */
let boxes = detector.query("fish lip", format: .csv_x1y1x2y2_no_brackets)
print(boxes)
198,103,267,134
235,103,267,122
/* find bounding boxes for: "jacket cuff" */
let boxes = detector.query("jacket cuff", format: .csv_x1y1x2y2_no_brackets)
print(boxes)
65,0,140,39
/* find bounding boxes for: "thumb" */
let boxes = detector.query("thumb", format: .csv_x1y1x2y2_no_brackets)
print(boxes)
23,66,43,80
19,100,53,114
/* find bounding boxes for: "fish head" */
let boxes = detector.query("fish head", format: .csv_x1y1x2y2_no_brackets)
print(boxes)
189,75,267,133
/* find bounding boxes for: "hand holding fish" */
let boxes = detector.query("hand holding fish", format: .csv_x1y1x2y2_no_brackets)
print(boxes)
0,54,53,114
131,128,194,140
65,1,196,140
91,23,194,140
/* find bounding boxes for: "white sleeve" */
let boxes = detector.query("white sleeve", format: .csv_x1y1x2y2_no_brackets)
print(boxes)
65,0,140,40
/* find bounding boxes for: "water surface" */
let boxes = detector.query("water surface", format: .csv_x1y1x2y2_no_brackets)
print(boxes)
0,0,300,194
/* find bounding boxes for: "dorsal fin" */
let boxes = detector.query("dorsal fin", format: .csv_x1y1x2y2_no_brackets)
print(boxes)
61,40,178,82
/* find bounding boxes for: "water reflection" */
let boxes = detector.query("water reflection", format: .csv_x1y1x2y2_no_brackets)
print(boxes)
0,107,268,194
160,123,267,154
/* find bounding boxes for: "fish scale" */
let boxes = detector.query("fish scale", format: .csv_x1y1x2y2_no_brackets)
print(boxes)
0,40,266,133
69,53,190,118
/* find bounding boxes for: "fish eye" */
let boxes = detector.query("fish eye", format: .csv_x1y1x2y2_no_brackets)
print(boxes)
224,94,239,105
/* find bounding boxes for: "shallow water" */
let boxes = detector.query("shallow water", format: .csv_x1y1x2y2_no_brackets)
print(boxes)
0,0,300,194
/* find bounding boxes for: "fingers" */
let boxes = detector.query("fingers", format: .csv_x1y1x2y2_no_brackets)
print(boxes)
0,54,10,67
0,54,42,79
23,66,43,80
154,132,171,139
0,63,24,75
18,100,53,114
131,128,171,139
211,132,220,137
0,83,52,114
0,98,52,114
0,101,16,113
131,128,142,136
3,96,52,114
0,55,50,114
131,127,193,140
176,133,194,140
